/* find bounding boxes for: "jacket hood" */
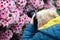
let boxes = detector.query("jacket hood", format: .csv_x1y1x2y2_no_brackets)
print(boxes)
38,17,60,30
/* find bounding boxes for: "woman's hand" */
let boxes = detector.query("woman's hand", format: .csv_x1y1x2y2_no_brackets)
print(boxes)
30,14,35,24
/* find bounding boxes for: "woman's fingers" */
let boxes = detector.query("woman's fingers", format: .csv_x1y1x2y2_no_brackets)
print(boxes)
32,14,35,19
30,14,35,24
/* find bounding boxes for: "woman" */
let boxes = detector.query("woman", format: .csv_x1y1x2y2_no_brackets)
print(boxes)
22,9,60,40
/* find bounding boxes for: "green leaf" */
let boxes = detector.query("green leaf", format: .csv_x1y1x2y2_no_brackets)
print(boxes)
3,26,8,31
38,8,44,11
26,2,30,6
9,14,12,17
53,0,56,6
57,9,60,16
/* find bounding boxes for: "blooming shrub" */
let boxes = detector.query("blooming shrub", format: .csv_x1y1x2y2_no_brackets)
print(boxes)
56,0,60,9
0,0,60,40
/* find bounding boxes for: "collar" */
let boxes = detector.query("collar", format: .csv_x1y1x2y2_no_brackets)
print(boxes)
38,17,60,30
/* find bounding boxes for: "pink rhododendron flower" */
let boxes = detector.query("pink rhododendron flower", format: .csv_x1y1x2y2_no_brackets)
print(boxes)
30,0,44,9
43,0,53,9
0,1,7,10
0,30,13,40
14,0,27,8
56,0,60,9
10,14,30,33
21,14,31,23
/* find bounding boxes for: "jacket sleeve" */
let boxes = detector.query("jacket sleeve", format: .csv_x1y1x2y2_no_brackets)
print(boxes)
22,24,60,40
22,23,37,40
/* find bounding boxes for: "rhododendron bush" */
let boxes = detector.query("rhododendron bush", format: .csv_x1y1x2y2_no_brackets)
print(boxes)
0,0,60,40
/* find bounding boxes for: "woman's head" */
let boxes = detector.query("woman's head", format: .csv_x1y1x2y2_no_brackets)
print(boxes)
37,9,59,27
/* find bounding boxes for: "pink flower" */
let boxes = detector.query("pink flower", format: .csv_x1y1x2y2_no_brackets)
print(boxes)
10,23,22,33
11,5,23,14
0,8,11,27
6,0,16,11
9,14,30,34
56,0,60,9
30,0,44,9
44,3,53,9
14,0,27,8
21,14,31,23
43,0,53,9
0,1,7,10
0,30,13,40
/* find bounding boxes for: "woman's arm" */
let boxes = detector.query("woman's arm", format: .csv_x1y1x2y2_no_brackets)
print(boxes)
22,24,60,40
22,23,37,40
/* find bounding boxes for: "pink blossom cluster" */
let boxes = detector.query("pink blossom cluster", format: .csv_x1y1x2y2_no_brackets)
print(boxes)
56,0,60,9
10,14,31,33
24,0,56,11
43,0,53,9
0,0,60,40
14,0,27,8
0,30,13,40
29,0,44,9
0,0,30,40
0,0,30,28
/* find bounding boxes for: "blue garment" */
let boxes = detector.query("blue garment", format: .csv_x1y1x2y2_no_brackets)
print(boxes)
22,23,60,40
